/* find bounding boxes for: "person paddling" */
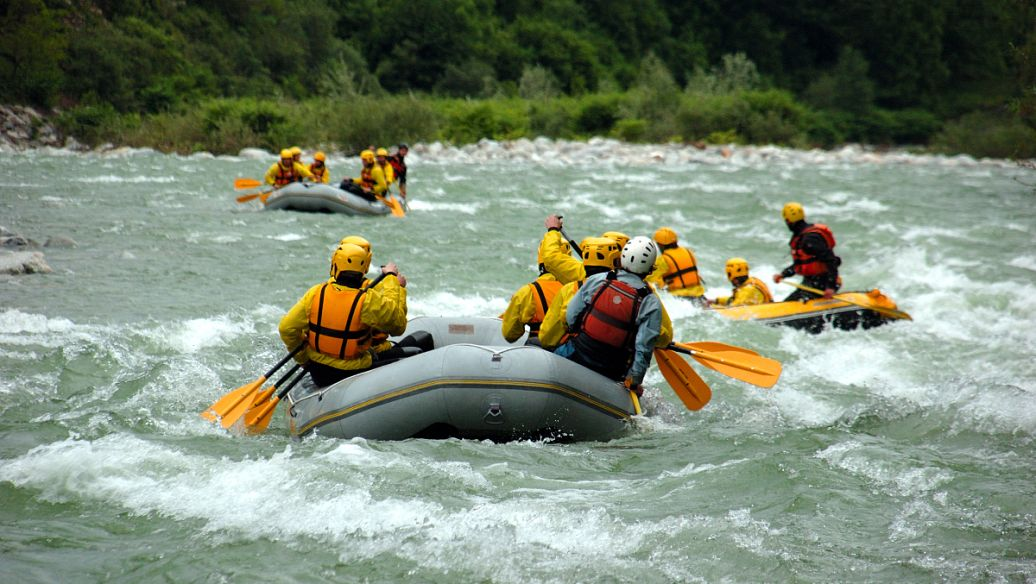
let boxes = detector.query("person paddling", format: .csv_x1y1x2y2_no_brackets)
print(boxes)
339,149,387,202
308,151,329,184
647,227,706,304
388,144,409,198
265,149,314,187
710,257,773,306
278,243,408,387
772,202,841,301
544,236,674,397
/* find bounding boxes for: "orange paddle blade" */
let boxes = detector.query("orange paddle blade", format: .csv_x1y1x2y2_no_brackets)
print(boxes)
200,377,265,423
243,396,281,434
235,189,274,204
234,178,263,190
672,342,782,389
654,348,711,410
375,193,406,217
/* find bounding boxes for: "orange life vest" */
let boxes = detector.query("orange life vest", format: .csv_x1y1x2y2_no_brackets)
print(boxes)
527,278,563,337
662,247,701,290
307,284,373,360
359,166,375,190
572,273,648,368
274,162,299,186
790,224,836,276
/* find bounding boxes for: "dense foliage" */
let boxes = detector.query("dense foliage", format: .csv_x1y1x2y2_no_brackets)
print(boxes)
3,0,1035,157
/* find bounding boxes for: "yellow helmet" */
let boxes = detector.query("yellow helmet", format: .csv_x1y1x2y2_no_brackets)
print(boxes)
279,148,292,159
654,227,678,246
782,202,805,223
580,237,621,269
360,149,375,162
314,151,326,162
338,235,371,255
601,231,630,249
291,146,302,158
330,243,370,280
376,147,389,157
725,257,749,282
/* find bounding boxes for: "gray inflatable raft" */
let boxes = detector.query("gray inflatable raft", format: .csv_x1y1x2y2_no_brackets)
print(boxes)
285,316,640,442
263,182,392,215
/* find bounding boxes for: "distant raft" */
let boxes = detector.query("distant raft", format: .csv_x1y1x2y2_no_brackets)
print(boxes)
710,289,910,333
263,182,394,215
285,316,640,442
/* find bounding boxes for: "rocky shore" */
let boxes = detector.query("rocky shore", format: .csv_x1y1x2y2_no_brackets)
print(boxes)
0,105,75,151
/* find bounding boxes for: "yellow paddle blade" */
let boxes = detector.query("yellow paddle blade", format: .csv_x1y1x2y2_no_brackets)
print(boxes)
672,342,781,389
375,193,406,217
234,178,263,190
236,189,274,204
200,377,265,423
684,341,760,357
653,348,711,410
243,397,281,434
259,190,274,204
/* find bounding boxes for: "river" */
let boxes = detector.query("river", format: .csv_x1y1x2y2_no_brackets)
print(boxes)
1,140,1034,582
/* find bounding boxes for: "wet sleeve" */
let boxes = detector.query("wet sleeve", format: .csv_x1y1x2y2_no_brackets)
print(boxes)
628,295,664,385
264,163,279,185
370,166,388,195
538,284,576,350
539,230,584,285
279,284,320,360
361,276,407,336
501,284,536,343
294,163,314,180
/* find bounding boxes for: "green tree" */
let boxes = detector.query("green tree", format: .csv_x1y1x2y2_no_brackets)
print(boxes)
0,0,68,106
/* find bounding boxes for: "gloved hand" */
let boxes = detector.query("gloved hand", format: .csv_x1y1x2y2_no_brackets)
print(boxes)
772,273,782,283
623,377,643,397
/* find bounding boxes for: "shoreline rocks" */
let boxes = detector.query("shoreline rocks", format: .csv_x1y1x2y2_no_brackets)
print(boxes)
0,105,66,151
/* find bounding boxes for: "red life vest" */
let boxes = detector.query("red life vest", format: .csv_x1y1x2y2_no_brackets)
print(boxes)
309,163,326,182
661,247,701,289
790,224,836,276
307,284,373,360
576,274,647,350
274,161,299,186
527,278,563,337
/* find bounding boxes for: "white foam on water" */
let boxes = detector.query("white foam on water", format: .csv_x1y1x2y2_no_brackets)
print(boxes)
815,440,954,498
404,199,485,214
74,175,177,183
270,233,306,242
409,291,510,319
147,315,255,354
0,308,76,335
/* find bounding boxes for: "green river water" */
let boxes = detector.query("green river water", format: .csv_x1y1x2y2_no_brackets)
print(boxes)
1,141,1034,582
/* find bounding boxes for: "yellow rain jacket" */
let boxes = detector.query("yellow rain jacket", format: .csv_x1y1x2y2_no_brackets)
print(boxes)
714,277,773,307
353,164,388,195
309,163,330,184
539,230,585,285
279,275,407,371
379,161,395,184
539,278,674,351
264,161,314,186
501,273,562,342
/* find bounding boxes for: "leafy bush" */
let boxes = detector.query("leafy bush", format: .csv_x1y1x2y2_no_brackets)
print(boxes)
519,65,562,100
575,94,622,135
931,110,1036,158
612,118,649,142
686,53,761,95
55,104,121,146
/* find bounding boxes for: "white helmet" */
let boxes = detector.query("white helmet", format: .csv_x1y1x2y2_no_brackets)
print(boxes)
620,236,657,275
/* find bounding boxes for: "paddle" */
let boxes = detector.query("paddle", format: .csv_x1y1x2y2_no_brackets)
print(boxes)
234,178,263,190
235,189,274,204
668,342,782,389
242,367,309,434
217,363,301,430
653,347,712,410
238,271,392,433
374,192,406,217
201,343,305,425
785,281,912,321
559,227,581,258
